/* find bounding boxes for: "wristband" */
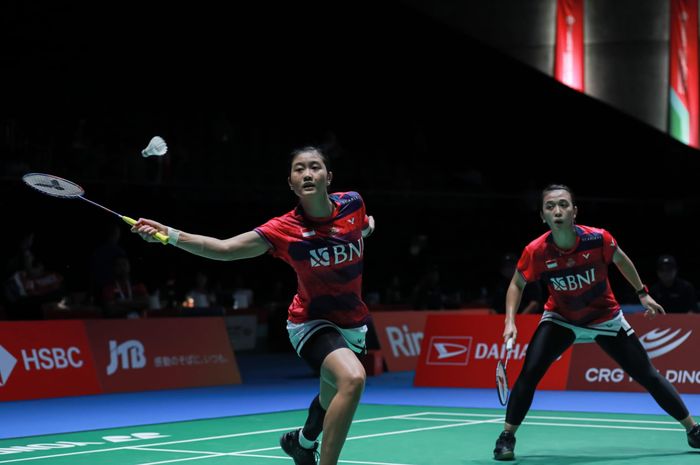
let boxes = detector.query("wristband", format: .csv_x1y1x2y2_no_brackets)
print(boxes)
167,227,181,246
636,284,649,297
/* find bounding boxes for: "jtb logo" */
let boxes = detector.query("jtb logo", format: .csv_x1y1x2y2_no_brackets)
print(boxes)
309,239,363,267
106,340,146,375
550,268,596,291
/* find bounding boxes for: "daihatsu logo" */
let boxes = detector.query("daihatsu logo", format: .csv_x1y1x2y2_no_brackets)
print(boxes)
434,343,468,360
0,345,18,386
426,336,472,366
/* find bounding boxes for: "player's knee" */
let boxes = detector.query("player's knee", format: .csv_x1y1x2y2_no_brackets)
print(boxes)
519,367,546,384
633,369,662,386
338,368,365,396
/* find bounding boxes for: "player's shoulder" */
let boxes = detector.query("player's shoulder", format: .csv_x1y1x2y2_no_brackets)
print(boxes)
331,191,363,206
263,207,303,229
525,231,551,252
576,224,609,242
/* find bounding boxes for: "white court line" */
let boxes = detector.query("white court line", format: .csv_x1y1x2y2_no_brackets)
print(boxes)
0,411,682,464
128,446,418,465
0,413,429,464
229,453,416,465
345,418,503,441
212,418,500,456
0,413,437,464
130,455,227,465
415,411,679,424
523,421,683,432
125,447,222,455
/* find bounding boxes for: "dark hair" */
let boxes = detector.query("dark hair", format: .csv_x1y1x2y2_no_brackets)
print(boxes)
540,184,576,211
289,146,331,171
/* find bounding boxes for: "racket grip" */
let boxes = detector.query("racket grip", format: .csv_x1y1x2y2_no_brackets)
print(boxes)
122,216,169,245
506,338,514,351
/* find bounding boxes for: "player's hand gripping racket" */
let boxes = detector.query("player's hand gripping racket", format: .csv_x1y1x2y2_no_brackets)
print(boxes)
22,173,169,245
496,337,514,406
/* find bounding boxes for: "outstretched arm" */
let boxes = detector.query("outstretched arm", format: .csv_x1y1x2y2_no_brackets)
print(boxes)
612,247,665,319
132,218,270,261
503,272,526,343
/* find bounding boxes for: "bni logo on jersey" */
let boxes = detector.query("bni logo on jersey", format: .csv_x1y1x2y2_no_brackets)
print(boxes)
308,239,363,267
426,336,472,366
550,268,596,291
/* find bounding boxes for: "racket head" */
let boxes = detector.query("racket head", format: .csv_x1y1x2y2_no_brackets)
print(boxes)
496,359,509,406
22,173,85,198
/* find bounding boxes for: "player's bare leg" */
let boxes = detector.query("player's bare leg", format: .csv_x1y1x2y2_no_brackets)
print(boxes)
318,348,366,465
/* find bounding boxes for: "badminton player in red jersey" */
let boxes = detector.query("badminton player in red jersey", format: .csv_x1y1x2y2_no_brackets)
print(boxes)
133,147,375,465
493,184,699,461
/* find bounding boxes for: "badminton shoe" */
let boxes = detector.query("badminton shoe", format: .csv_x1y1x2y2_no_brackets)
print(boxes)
280,428,319,465
493,430,516,461
688,423,700,448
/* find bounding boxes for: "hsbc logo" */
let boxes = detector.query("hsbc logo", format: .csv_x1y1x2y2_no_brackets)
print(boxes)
0,345,17,386
0,345,85,387
638,327,692,359
426,336,472,366
309,238,363,267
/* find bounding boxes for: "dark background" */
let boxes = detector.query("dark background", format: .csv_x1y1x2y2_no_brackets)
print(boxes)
3,0,700,313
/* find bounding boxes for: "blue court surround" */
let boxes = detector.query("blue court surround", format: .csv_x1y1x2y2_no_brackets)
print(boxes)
2,352,698,439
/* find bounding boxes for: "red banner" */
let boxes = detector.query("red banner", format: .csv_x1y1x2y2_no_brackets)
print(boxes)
554,0,585,91
373,310,491,372
85,318,240,393
568,314,700,393
414,314,572,389
669,0,699,147
0,321,101,401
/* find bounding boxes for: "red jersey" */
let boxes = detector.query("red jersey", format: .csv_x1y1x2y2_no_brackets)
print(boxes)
517,224,620,325
254,191,370,327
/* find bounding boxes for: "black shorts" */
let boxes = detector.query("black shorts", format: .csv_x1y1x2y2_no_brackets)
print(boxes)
299,326,362,373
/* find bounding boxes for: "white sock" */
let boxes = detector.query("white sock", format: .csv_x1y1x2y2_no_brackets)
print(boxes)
298,430,317,449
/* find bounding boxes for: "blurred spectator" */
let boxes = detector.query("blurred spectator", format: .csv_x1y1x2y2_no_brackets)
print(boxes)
101,256,149,318
4,232,35,278
90,224,127,303
411,265,444,310
383,274,403,304
488,253,542,314
232,274,254,309
183,271,217,308
650,255,699,313
3,248,64,320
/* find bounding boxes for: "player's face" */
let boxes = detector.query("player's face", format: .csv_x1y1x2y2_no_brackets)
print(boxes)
541,189,577,230
288,151,332,198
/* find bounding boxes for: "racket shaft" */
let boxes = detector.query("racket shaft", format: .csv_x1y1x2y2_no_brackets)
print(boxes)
78,196,123,218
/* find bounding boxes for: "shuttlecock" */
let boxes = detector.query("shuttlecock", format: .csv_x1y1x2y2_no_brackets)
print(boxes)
142,136,168,157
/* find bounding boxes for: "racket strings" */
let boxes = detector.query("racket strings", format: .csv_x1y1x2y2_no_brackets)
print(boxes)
496,361,509,405
23,173,84,198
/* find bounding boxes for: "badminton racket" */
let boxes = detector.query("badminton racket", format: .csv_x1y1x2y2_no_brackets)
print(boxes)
496,337,514,406
22,173,169,245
